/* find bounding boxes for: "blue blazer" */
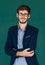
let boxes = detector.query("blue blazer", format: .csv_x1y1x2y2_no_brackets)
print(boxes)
5,23,39,65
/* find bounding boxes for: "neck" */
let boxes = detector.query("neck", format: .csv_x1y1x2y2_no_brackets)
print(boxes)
18,22,27,31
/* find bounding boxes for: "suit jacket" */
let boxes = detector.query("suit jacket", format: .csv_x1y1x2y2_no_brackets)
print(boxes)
5,23,39,65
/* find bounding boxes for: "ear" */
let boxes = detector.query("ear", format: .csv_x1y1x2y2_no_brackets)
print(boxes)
28,14,30,19
16,13,18,18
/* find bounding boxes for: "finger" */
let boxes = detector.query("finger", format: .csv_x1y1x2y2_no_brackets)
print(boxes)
25,48,30,51
30,50,34,54
13,48,16,50
28,52,34,56
26,52,34,57
27,51,34,54
30,52,34,57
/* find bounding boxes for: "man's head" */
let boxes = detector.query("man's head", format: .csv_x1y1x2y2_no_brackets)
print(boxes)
16,4,31,24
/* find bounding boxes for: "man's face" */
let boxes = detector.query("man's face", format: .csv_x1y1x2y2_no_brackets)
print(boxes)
17,10,30,24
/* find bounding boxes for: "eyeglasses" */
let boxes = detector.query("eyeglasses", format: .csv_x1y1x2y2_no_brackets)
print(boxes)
18,13,28,16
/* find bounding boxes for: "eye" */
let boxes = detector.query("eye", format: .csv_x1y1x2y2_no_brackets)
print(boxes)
19,13,28,16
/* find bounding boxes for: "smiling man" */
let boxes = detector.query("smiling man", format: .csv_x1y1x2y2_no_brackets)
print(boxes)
5,4,39,65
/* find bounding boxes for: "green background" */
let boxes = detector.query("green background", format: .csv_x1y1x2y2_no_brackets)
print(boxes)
0,0,45,65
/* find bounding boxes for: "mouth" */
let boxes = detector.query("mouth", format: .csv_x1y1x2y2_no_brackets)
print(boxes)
21,18,26,20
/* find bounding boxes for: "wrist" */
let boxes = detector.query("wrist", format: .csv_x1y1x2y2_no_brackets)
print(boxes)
16,51,22,56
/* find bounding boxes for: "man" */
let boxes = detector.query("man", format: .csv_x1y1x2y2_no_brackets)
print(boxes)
5,4,39,65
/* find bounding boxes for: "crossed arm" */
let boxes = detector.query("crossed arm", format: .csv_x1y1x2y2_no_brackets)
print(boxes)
5,27,38,57
13,48,34,57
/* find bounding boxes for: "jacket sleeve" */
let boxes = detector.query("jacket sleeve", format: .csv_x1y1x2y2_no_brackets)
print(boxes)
4,27,18,57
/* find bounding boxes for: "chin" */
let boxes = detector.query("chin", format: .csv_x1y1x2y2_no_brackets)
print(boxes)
20,21,27,24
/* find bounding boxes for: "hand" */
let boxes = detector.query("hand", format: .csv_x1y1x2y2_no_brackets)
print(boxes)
16,48,34,57
13,48,17,50
21,48,34,57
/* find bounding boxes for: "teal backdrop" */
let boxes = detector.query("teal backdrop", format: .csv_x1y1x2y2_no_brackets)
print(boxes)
0,0,45,65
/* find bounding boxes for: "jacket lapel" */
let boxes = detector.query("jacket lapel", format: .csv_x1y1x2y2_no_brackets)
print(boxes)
22,23,31,48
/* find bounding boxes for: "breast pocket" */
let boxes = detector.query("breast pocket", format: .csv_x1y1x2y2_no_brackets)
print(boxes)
24,35,31,48
25,35,31,38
